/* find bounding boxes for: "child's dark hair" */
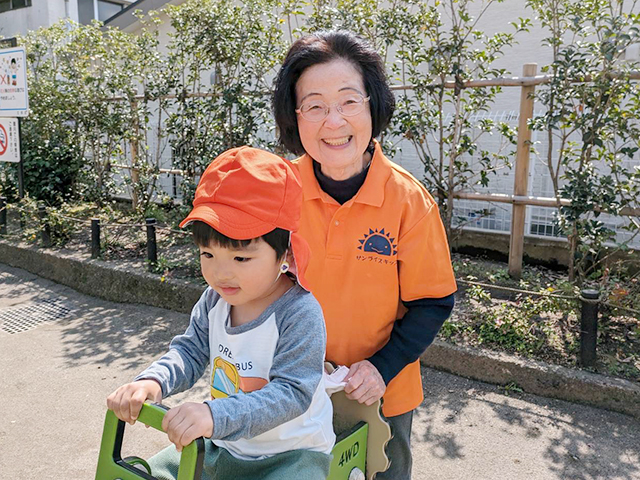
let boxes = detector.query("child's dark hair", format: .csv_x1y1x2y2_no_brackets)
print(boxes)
192,221,290,260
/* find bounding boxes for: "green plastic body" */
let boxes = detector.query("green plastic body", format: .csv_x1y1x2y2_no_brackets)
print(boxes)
96,403,368,480
95,403,204,480
327,422,368,480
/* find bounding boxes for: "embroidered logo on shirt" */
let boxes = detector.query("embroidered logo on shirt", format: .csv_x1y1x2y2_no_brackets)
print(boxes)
357,228,397,256
210,356,268,399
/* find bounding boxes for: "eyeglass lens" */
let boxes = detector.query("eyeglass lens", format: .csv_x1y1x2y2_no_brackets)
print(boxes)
299,94,369,121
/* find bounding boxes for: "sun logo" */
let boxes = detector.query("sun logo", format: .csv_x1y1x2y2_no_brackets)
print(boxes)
358,228,397,256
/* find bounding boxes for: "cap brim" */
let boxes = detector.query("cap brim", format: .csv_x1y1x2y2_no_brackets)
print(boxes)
179,203,276,240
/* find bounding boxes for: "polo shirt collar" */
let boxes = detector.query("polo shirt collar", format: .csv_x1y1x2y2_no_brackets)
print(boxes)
297,139,391,207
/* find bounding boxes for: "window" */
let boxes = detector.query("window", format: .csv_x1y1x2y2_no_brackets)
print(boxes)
78,0,95,25
97,1,124,22
0,0,31,13
78,0,125,24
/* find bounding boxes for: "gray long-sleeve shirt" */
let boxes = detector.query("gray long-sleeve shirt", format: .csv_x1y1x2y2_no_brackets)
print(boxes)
135,285,335,459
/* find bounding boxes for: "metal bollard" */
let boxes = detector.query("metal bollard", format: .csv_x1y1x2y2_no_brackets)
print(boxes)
38,205,51,247
0,196,6,235
91,218,101,259
146,218,158,271
579,289,600,368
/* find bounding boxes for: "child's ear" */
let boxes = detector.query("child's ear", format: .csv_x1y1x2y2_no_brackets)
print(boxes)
285,250,294,265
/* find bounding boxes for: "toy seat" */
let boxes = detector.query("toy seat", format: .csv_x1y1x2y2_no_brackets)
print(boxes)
325,364,392,480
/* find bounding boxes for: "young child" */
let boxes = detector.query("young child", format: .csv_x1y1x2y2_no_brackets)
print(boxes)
106,146,335,480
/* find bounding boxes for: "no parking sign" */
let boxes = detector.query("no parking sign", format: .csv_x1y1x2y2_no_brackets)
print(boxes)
0,118,20,163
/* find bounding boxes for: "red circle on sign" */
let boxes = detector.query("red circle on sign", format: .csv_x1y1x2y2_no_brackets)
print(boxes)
0,124,7,156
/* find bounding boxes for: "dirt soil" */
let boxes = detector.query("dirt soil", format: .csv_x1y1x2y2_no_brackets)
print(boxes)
449,253,640,383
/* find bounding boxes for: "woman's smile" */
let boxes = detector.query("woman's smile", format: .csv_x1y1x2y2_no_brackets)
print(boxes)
323,136,352,147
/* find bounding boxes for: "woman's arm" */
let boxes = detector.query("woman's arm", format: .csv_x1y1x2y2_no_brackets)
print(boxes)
367,294,455,384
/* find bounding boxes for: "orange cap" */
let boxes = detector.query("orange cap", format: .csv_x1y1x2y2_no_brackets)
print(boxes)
180,146,311,290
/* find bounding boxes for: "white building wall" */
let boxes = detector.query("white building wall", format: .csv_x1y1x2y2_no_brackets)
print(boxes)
0,1,80,38
0,0,136,38
391,0,553,177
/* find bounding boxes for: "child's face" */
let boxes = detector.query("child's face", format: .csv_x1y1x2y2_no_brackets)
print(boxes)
199,238,286,309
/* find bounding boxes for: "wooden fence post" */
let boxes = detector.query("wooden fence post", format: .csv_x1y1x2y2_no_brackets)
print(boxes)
508,63,538,279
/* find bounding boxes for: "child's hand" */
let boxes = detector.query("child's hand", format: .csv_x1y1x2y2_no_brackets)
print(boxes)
162,402,214,452
106,379,163,425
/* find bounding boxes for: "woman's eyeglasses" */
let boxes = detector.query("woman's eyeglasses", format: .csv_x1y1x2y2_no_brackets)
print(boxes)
296,94,370,122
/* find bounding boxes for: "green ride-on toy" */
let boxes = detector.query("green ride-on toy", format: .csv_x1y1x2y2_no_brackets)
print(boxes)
96,376,391,480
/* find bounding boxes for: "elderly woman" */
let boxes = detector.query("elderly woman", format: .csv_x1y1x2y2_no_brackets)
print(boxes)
273,31,457,479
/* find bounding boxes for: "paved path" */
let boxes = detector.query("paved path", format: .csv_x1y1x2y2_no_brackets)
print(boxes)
1,263,638,480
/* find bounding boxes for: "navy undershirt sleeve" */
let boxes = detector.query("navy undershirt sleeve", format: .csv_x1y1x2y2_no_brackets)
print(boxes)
367,294,455,385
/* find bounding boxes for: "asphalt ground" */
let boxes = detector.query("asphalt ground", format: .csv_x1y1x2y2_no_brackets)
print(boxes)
1,262,639,480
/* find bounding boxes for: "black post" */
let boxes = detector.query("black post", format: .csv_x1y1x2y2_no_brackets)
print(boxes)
580,289,600,368
17,118,24,199
38,204,51,247
91,218,101,259
0,196,6,235
146,218,157,271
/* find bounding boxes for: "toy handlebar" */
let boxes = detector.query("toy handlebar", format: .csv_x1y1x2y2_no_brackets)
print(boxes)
95,402,205,480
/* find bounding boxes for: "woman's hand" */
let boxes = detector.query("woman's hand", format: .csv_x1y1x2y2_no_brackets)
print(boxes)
106,379,163,425
344,360,386,406
162,402,214,452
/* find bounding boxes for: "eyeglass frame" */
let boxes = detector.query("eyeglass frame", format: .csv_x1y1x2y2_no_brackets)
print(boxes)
295,94,371,122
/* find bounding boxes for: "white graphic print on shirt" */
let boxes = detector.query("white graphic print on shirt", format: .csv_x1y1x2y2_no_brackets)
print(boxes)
209,302,278,400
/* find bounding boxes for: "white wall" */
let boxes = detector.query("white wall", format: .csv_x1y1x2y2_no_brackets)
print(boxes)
0,0,138,38
0,1,81,38
115,1,553,187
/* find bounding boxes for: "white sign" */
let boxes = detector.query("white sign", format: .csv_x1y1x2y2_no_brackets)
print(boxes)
0,47,28,117
0,118,20,163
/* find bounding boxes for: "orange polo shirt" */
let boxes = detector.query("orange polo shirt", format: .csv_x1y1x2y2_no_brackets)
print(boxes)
294,141,457,417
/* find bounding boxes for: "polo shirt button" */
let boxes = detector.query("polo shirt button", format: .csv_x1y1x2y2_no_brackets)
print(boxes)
335,221,340,226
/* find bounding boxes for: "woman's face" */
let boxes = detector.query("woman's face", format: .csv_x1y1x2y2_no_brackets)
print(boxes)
295,58,373,181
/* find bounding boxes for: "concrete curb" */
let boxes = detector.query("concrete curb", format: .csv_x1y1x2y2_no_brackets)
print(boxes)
2,238,639,419
0,239,203,314
422,341,639,419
